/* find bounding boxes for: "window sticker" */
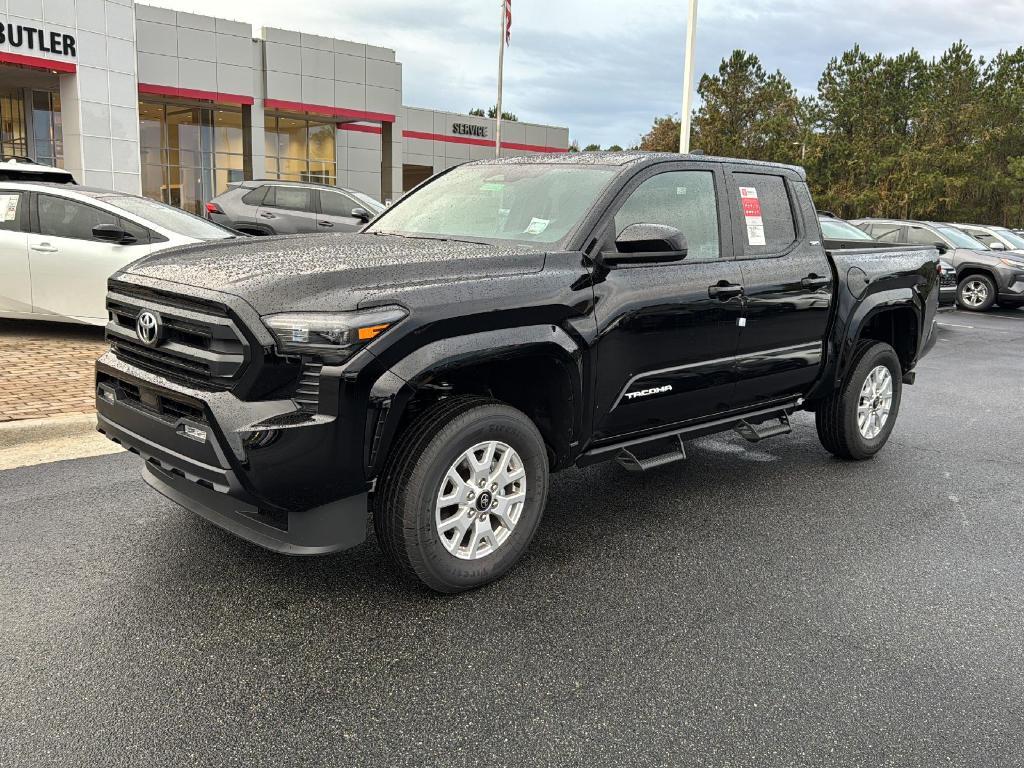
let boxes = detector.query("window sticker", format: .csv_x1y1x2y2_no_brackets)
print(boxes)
524,217,550,235
0,194,18,222
738,186,765,245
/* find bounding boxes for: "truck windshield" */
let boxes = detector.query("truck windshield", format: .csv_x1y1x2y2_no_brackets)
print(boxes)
936,225,988,250
366,164,616,245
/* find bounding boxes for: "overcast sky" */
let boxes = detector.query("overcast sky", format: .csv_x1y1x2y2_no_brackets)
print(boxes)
151,0,1024,147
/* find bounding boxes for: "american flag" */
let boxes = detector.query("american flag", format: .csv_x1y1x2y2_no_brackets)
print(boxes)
504,0,512,45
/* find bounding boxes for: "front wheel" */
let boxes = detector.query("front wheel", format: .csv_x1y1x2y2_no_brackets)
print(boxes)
816,340,902,460
374,397,549,593
957,274,997,311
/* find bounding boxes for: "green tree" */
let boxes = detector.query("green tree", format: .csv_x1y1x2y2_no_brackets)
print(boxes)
582,143,602,151
690,50,803,163
607,144,624,152
638,115,681,152
469,106,518,121
811,46,927,217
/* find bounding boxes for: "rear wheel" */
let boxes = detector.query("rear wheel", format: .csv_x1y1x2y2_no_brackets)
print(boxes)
374,397,549,593
816,340,902,460
957,274,997,311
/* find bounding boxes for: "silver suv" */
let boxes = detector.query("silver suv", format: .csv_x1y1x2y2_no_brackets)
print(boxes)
852,218,1024,312
205,180,384,236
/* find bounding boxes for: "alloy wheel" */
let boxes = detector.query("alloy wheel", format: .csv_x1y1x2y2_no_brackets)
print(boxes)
857,365,893,439
435,440,527,560
961,279,989,308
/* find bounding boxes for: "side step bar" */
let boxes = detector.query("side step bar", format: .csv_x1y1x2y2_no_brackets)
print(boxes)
577,398,803,468
733,412,791,443
616,435,686,473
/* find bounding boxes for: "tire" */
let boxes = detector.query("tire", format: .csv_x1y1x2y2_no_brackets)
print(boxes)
956,274,997,312
374,396,550,593
815,340,902,460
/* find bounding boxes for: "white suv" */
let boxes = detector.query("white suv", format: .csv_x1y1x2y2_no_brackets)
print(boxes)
0,183,237,326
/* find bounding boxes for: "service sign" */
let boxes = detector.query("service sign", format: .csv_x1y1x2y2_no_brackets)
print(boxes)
452,123,488,139
0,23,77,58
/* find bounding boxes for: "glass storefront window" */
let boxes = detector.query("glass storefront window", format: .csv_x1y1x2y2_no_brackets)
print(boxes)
32,91,63,168
0,89,28,158
264,113,336,184
139,99,245,214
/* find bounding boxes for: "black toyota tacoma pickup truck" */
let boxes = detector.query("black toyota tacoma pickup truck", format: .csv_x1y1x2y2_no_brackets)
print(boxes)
95,153,940,592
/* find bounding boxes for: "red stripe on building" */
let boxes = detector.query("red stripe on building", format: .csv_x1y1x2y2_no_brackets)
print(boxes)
0,51,76,74
402,130,567,154
338,123,383,134
264,99,396,124
138,83,254,105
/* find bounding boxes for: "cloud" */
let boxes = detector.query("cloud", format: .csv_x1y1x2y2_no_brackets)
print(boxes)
147,0,1024,147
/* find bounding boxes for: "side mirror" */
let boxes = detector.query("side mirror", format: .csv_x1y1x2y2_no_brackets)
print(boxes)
351,207,372,223
92,223,137,245
603,223,688,266
989,241,1005,250
933,241,948,255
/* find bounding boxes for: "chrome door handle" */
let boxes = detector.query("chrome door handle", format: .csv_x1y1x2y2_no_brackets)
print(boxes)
259,212,275,218
318,220,333,227
31,243,57,252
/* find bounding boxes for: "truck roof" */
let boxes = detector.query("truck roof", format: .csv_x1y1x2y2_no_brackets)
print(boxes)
473,151,807,179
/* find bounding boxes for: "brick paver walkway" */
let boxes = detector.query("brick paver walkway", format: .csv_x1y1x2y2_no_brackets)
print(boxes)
0,320,108,422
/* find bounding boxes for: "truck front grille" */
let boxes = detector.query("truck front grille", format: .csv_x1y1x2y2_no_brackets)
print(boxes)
105,282,249,391
293,361,322,412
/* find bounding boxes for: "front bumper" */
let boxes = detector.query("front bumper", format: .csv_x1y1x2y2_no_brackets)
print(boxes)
95,353,369,555
997,271,1024,303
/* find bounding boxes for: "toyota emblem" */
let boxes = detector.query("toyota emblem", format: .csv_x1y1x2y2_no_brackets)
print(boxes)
136,310,161,347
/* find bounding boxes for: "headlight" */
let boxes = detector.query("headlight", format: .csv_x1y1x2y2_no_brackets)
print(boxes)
263,306,407,360
999,258,1024,270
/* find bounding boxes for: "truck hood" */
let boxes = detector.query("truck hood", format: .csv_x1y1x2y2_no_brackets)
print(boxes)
121,232,546,314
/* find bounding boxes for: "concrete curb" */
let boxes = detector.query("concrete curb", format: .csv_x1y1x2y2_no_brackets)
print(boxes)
0,413,98,450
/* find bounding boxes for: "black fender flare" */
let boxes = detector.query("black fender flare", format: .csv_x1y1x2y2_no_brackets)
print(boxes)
807,286,923,402
364,325,585,475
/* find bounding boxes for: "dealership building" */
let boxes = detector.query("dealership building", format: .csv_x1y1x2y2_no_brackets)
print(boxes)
0,0,570,213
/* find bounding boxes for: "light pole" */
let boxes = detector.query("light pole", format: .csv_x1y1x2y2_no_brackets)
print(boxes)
679,0,699,153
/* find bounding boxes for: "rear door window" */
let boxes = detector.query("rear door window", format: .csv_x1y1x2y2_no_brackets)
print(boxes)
730,172,797,257
37,194,119,240
965,228,998,247
266,186,314,212
0,191,26,232
870,223,904,243
905,225,939,246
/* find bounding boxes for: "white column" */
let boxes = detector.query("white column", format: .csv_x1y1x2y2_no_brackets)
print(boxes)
62,0,142,192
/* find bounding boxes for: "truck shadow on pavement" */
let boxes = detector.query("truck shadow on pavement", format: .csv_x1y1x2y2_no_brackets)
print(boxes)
124,416,920,622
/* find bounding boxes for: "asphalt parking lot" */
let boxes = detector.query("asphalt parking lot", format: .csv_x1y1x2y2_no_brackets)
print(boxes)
3,307,1024,767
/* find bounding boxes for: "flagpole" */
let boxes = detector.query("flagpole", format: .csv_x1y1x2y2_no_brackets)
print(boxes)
495,0,506,158
679,0,698,153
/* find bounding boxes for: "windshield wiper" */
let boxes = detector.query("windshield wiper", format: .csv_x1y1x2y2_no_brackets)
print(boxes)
369,231,493,246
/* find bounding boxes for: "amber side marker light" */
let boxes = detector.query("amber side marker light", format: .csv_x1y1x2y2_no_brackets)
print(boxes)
358,323,392,340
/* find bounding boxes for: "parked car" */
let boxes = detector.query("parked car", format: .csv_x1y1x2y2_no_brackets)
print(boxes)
205,180,385,236
0,155,76,184
951,223,1024,254
0,182,237,325
96,153,940,592
817,211,880,248
819,213,955,303
852,217,1024,311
